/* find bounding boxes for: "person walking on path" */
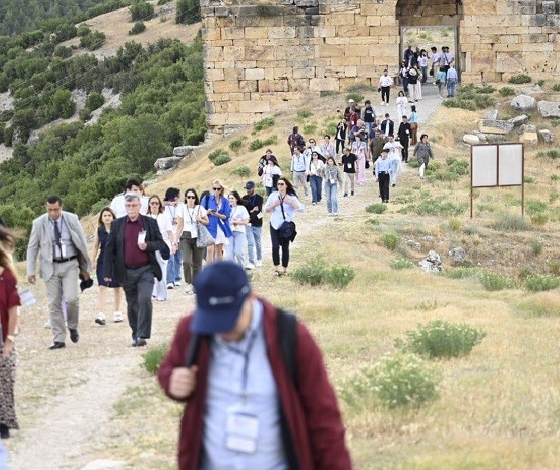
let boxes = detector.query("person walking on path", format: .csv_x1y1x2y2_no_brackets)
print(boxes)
341,146,357,197
436,67,447,98
242,181,264,269
290,146,310,198
103,193,167,347
397,115,412,163
378,69,394,107
226,191,250,268
157,261,352,470
180,188,209,294
163,187,184,289
446,65,458,97
352,132,369,185
287,126,305,155
90,207,124,325
324,157,344,216
264,177,304,277
375,149,392,203
409,105,419,145
26,195,92,350
201,179,232,263
413,134,434,179
308,151,325,205
261,156,283,196
396,91,407,122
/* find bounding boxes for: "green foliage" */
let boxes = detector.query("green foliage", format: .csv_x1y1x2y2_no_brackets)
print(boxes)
529,240,543,256
53,45,73,58
249,135,277,152
303,123,317,135
397,320,486,359
490,213,530,231
230,165,251,177
77,24,91,37
176,0,201,25
365,203,387,214
46,89,75,120
444,84,495,110
526,200,547,215
530,212,549,226
208,148,229,162
523,175,535,183
380,233,399,250
129,21,146,35
85,92,104,111
229,136,247,152
129,1,154,21
553,84,560,92
508,74,532,84
292,257,355,289
0,203,35,261
142,343,168,375
391,257,415,270
296,109,312,119
499,87,515,97
339,352,440,409
253,117,275,132
524,274,560,292
398,195,467,217
479,271,513,291
79,30,106,50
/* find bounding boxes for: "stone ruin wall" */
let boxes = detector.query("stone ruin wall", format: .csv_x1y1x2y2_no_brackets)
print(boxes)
201,0,560,135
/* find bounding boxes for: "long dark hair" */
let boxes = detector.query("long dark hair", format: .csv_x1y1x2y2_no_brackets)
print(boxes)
277,177,297,198
184,187,200,205
97,207,115,226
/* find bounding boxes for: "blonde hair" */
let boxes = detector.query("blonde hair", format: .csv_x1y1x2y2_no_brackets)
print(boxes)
0,225,17,282
211,178,228,196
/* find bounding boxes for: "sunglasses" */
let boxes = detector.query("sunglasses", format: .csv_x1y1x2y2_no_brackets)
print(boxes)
213,187,222,191
149,202,160,205
277,182,286,186
186,196,196,199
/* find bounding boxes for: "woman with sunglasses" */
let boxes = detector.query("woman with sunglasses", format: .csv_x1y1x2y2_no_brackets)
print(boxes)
146,195,175,301
180,188,209,294
264,177,304,276
201,178,232,262
227,191,250,267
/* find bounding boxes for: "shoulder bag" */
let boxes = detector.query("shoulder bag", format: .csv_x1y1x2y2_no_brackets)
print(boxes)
278,196,297,242
195,206,215,248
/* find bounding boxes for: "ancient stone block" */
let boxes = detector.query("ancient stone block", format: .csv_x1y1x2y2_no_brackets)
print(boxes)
510,94,536,112
309,77,338,92
293,66,316,79
478,119,514,135
222,27,246,40
520,131,538,145
269,27,296,39
238,100,270,113
245,68,266,80
244,27,269,39
539,128,555,143
204,68,224,81
508,114,529,126
258,79,290,93
542,1,556,14
538,101,560,118
463,134,481,145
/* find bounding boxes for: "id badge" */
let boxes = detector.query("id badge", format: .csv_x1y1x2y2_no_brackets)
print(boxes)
346,163,351,169
225,409,260,454
19,289,37,307
138,230,146,244
256,212,263,219
329,178,335,184
61,242,67,258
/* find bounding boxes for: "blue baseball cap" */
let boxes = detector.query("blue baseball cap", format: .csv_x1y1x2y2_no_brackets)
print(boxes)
191,261,251,334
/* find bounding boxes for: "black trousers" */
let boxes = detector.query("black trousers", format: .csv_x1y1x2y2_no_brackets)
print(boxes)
123,265,154,340
378,172,390,201
381,86,390,103
270,224,290,268
401,140,409,162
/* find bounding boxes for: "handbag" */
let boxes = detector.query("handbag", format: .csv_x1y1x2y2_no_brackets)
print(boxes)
196,223,215,248
435,79,441,85
279,198,297,242
429,68,434,76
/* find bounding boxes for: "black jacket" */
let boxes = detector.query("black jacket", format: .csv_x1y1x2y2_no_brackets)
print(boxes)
103,215,167,284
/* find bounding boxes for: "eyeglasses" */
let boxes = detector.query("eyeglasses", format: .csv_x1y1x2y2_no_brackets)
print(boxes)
149,202,160,205
276,182,286,186
213,187,222,191
309,141,315,144
186,196,196,200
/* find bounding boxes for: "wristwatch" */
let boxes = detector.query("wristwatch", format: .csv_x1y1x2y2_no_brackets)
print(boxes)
6,335,15,343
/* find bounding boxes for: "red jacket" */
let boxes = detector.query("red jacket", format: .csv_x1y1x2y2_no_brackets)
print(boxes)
157,298,353,470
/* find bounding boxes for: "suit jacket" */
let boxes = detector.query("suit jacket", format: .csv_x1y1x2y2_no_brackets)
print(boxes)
397,122,412,142
381,119,394,136
26,211,92,281
103,215,166,284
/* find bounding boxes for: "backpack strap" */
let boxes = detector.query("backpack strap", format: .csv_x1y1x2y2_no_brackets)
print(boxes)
276,307,297,388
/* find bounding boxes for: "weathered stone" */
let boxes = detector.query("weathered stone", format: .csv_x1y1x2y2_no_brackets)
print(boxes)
478,119,514,135
154,157,183,170
486,109,498,120
477,133,488,143
520,84,544,95
418,250,444,273
448,247,467,264
295,0,318,6
520,131,538,145
173,146,197,157
520,124,537,132
542,1,556,15
406,239,421,252
510,94,536,112
507,114,528,127
538,101,560,118
539,128,555,143
463,134,480,145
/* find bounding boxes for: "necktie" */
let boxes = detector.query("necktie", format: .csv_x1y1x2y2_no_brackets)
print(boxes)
53,220,63,256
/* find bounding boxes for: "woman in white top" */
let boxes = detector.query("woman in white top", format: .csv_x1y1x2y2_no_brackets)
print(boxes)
396,90,407,123
180,188,209,293
226,191,250,267
309,151,325,205
146,195,175,301
261,156,283,196
352,132,369,185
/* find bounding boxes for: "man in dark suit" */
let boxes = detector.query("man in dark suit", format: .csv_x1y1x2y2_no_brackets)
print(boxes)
103,193,167,347
380,113,394,138
397,115,412,163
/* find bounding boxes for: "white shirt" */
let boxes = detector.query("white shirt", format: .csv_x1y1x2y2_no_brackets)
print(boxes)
149,212,173,244
262,164,282,187
441,51,454,65
431,52,441,66
379,75,393,87
396,96,408,109
110,193,149,218
229,205,250,234
182,205,207,238
418,55,429,67
383,141,402,160
165,202,185,238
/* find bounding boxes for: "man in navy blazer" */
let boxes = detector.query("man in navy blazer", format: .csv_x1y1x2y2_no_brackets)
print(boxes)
380,113,394,137
103,193,167,347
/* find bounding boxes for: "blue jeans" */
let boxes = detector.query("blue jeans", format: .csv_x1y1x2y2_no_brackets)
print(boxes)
447,78,457,97
309,175,323,203
226,231,246,266
325,181,338,213
390,158,400,185
166,248,183,283
246,225,262,264
420,66,428,84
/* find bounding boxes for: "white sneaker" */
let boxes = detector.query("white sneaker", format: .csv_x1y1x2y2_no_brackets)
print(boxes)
95,313,106,326
44,321,52,329
245,263,255,270
174,281,181,287
184,284,193,294
333,212,339,216
166,283,174,289
255,260,263,267
113,311,124,323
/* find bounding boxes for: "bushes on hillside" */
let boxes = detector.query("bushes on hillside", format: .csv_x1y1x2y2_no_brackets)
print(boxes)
129,21,146,35
79,30,106,51
176,0,201,25
130,2,154,22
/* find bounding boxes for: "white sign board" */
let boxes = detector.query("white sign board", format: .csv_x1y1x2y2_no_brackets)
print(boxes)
472,145,498,187
498,143,523,185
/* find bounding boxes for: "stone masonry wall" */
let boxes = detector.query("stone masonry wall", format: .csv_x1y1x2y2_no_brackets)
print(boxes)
202,0,560,135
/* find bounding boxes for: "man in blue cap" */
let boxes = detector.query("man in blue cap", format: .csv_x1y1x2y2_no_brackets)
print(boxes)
241,180,263,270
158,261,352,470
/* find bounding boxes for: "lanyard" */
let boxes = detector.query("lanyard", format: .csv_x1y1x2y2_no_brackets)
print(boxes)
223,328,259,398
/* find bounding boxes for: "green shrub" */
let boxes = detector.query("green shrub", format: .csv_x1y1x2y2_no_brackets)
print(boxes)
442,267,479,279
143,343,168,375
303,123,317,135
129,1,154,21
366,203,387,214
263,135,277,146
79,30,106,50
547,149,560,159
208,148,229,163
346,93,364,104
529,240,543,256
479,271,513,291
525,274,560,292
230,165,251,177
552,119,560,127
530,212,549,226
85,92,105,111
490,213,530,231
77,24,91,37
391,257,415,270
526,200,547,215
229,136,247,152
380,233,399,250
397,320,486,359
523,176,535,183
365,218,380,226
325,264,356,289
292,258,328,286
296,109,312,119
553,84,560,92
129,21,146,35
213,154,231,166
398,197,467,217
536,80,545,87
499,87,515,97
249,139,265,151
508,74,532,84
253,117,275,132
177,0,201,25
448,217,462,232
53,45,73,58
443,98,476,111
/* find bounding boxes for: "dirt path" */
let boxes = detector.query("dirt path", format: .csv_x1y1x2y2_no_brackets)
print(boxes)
5,88,442,470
